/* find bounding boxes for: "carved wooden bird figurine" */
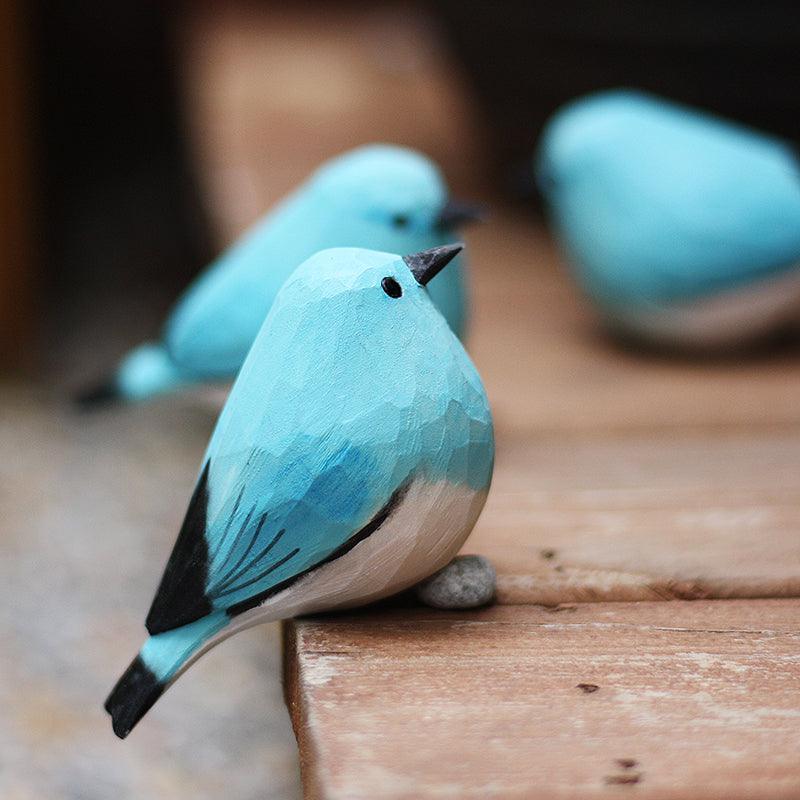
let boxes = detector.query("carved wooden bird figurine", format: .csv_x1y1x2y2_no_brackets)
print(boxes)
537,90,800,349
105,244,494,737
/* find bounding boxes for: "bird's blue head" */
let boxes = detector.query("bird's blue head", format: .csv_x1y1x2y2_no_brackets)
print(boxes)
272,243,465,358
256,242,489,421
307,145,482,241
535,90,661,196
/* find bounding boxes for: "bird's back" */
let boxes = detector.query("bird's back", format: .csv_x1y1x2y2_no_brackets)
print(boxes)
162,191,326,375
542,92,800,306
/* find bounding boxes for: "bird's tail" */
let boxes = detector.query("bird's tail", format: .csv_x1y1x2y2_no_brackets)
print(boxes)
74,342,186,409
105,611,229,739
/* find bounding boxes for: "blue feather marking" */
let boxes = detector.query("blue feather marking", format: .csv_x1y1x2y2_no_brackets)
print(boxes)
200,443,379,610
215,545,298,599
141,612,229,682
208,512,271,593
225,480,412,617
210,525,285,596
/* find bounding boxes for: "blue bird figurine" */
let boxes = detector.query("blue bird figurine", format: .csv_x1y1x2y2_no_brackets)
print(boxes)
536,90,800,349
105,244,494,738
79,145,481,406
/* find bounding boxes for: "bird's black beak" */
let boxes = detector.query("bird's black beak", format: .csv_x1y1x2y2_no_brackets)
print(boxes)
403,243,463,286
436,199,485,230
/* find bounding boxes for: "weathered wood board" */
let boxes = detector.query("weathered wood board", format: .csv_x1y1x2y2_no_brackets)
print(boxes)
460,216,800,603
285,600,800,800
469,429,800,604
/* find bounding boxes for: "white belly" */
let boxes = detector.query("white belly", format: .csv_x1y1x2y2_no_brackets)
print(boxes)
608,265,800,349
177,479,487,677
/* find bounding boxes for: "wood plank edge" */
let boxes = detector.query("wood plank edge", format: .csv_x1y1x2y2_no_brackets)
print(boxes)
283,619,325,800
496,572,800,605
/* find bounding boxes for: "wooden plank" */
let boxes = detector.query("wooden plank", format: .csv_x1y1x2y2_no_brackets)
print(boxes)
468,429,800,604
468,216,800,435
284,600,800,800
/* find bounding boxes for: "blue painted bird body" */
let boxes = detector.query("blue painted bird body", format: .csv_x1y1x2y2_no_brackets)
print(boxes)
99,145,472,403
193,247,492,608
537,91,800,346
106,245,494,737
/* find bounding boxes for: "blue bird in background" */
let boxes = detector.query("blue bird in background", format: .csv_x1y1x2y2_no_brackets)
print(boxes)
105,244,494,738
536,90,800,349
79,145,481,406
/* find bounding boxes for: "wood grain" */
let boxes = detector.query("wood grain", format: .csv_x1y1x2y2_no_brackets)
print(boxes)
285,600,800,800
468,428,800,604
462,215,800,603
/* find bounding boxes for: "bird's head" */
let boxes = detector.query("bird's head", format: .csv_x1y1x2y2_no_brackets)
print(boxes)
535,89,656,196
308,145,483,242
271,244,466,370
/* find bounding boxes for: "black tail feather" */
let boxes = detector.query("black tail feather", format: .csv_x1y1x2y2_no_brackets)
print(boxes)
73,378,121,410
105,655,164,739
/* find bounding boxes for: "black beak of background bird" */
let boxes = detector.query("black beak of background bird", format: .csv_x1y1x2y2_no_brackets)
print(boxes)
436,199,485,230
404,243,464,286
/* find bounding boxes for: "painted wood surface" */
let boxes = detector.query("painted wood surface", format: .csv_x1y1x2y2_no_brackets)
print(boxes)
285,600,800,800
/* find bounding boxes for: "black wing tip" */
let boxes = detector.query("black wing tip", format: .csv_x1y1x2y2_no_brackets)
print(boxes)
144,610,167,636
73,378,121,410
145,460,213,635
105,655,164,739
144,595,213,636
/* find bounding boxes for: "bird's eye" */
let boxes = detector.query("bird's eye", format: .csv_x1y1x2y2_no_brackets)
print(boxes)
391,214,410,229
381,277,402,298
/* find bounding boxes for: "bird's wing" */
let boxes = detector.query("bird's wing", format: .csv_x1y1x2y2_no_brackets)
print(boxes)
145,448,408,635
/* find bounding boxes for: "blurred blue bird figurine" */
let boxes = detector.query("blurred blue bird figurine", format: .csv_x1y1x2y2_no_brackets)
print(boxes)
536,90,800,349
105,244,494,738
79,145,481,406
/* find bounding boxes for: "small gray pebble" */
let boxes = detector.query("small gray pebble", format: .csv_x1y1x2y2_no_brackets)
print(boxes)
415,554,497,609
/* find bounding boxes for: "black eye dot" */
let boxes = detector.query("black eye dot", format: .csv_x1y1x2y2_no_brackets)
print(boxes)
381,277,403,298
392,214,410,228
